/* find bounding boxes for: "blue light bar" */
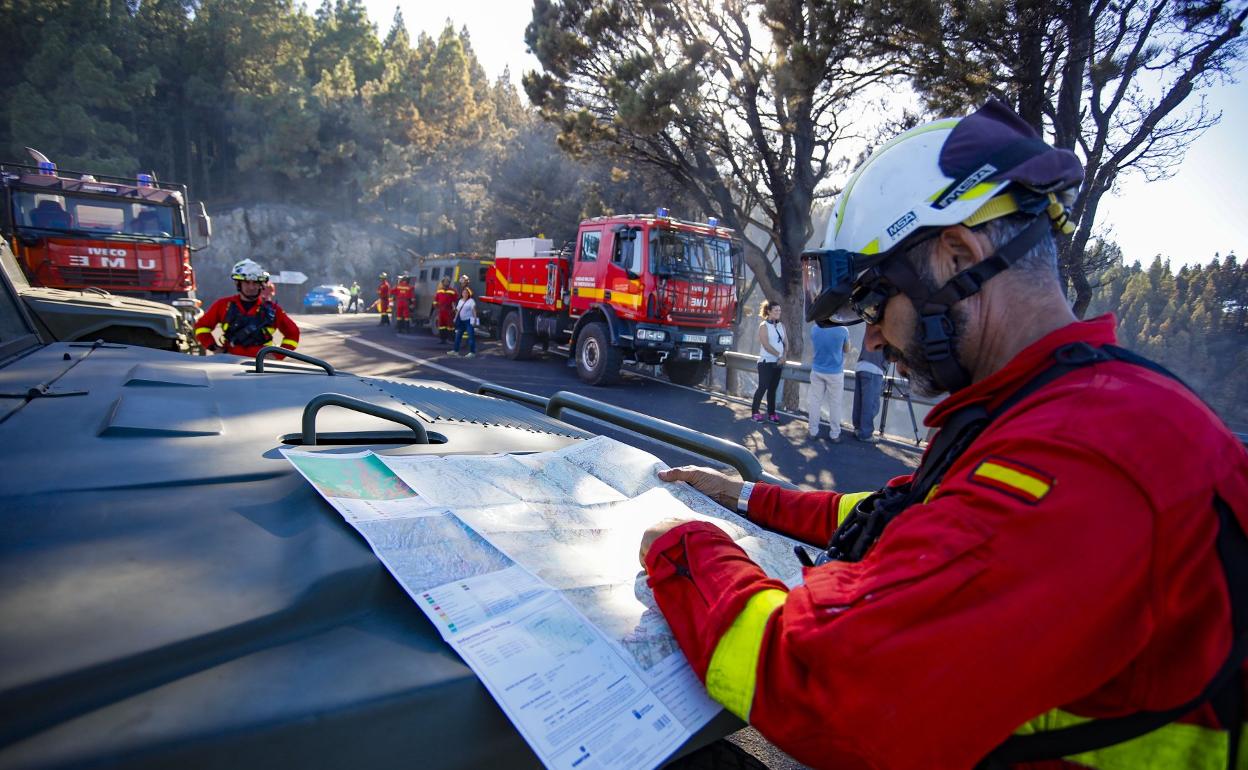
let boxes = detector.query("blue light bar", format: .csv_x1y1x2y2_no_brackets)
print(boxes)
656,207,670,218
136,173,154,188
37,161,56,176
707,217,719,227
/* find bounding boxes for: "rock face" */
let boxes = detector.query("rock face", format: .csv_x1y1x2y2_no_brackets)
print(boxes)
192,204,419,305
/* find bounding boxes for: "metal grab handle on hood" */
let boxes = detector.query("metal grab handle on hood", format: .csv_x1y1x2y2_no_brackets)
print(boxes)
301,393,429,446
254,346,335,375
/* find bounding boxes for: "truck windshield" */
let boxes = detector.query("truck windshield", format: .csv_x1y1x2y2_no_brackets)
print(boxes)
649,229,737,284
13,191,180,238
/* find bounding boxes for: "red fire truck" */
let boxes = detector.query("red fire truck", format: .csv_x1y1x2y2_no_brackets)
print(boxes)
1,152,211,303
481,210,740,385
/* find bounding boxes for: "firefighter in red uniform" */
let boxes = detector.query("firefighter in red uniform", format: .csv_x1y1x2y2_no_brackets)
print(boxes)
640,101,1248,770
377,272,392,326
433,276,457,345
194,259,299,359
392,275,413,333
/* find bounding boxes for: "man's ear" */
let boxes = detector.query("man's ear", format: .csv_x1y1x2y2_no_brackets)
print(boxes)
933,225,990,279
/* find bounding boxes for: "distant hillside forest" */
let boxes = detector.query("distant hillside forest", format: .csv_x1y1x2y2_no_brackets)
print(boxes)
0,0,700,253
1088,255,1248,432
2,0,1244,429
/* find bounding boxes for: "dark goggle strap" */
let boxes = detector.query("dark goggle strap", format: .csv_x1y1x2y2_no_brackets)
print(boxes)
882,214,1053,391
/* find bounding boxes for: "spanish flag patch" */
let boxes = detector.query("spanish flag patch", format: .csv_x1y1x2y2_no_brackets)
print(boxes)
969,456,1054,504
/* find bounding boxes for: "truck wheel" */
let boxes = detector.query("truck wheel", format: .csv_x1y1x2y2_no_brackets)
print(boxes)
663,358,711,386
575,321,622,385
502,311,535,360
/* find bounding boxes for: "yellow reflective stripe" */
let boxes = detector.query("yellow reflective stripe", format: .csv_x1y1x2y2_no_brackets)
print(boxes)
193,326,212,335
491,266,545,294
836,491,875,525
974,461,1051,500
1015,708,1244,770
611,292,643,309
704,588,787,721
281,340,298,350
958,181,999,202
922,483,941,503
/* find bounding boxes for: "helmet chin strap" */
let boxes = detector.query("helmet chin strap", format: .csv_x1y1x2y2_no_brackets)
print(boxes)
881,214,1052,393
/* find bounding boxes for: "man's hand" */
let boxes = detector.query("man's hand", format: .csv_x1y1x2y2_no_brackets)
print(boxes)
657,466,744,509
639,518,695,567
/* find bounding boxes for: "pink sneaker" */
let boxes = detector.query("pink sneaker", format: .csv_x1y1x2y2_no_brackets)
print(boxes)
751,413,764,422
768,414,781,424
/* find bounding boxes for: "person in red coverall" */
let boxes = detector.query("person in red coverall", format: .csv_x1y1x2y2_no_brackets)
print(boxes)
194,259,299,359
433,276,457,345
392,275,413,333
377,272,392,326
640,101,1248,770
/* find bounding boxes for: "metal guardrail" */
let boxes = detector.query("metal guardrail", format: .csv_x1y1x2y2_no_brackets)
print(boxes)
719,352,1248,448
720,350,939,405
477,383,795,487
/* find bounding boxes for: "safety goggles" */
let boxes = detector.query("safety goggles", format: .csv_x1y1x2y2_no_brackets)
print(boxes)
801,248,892,326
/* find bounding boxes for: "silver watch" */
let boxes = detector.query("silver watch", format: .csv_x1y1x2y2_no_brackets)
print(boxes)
736,481,755,515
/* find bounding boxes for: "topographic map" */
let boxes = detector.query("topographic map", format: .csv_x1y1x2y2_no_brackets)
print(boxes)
285,437,808,769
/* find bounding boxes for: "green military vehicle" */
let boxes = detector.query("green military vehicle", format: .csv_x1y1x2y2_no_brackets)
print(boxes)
407,253,492,329
1,238,188,350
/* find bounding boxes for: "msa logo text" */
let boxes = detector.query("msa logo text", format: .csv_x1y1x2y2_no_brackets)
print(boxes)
935,163,997,209
887,211,917,239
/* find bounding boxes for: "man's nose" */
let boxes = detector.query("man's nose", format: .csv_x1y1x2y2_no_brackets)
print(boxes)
864,323,886,351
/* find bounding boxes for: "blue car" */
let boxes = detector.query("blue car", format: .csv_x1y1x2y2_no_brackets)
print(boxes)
302,284,351,313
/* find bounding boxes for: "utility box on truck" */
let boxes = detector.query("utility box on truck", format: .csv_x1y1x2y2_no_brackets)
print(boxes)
481,211,741,386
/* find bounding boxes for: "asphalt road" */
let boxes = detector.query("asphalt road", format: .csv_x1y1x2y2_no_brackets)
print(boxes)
291,312,920,493
288,311,922,770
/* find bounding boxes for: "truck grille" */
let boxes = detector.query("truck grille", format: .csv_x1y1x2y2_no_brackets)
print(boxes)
55,267,158,288
662,282,732,322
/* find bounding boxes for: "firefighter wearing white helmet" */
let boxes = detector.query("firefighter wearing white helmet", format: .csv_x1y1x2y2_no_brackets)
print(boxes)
640,100,1248,770
194,257,300,357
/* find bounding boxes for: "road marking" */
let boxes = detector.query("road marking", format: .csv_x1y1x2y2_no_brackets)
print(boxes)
305,321,493,386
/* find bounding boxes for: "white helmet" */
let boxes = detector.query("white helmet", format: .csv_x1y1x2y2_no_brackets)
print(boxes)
827,103,1080,256
802,100,1084,393
231,259,269,283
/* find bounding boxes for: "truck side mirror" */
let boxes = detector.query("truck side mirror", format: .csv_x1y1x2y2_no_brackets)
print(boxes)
194,202,212,241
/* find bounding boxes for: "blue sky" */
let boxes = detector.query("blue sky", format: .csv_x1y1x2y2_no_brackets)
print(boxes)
362,1,1244,268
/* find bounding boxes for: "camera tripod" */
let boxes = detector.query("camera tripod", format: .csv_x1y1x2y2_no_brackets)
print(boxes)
878,362,922,445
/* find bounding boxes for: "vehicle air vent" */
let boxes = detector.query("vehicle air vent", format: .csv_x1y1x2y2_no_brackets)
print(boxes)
367,379,592,438
124,363,210,387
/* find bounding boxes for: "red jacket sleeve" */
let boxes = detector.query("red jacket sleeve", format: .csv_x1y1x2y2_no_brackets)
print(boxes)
646,438,1162,769
193,297,229,349
273,304,299,350
746,474,914,546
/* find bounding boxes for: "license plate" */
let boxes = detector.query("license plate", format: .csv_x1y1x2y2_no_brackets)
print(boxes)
682,334,707,344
